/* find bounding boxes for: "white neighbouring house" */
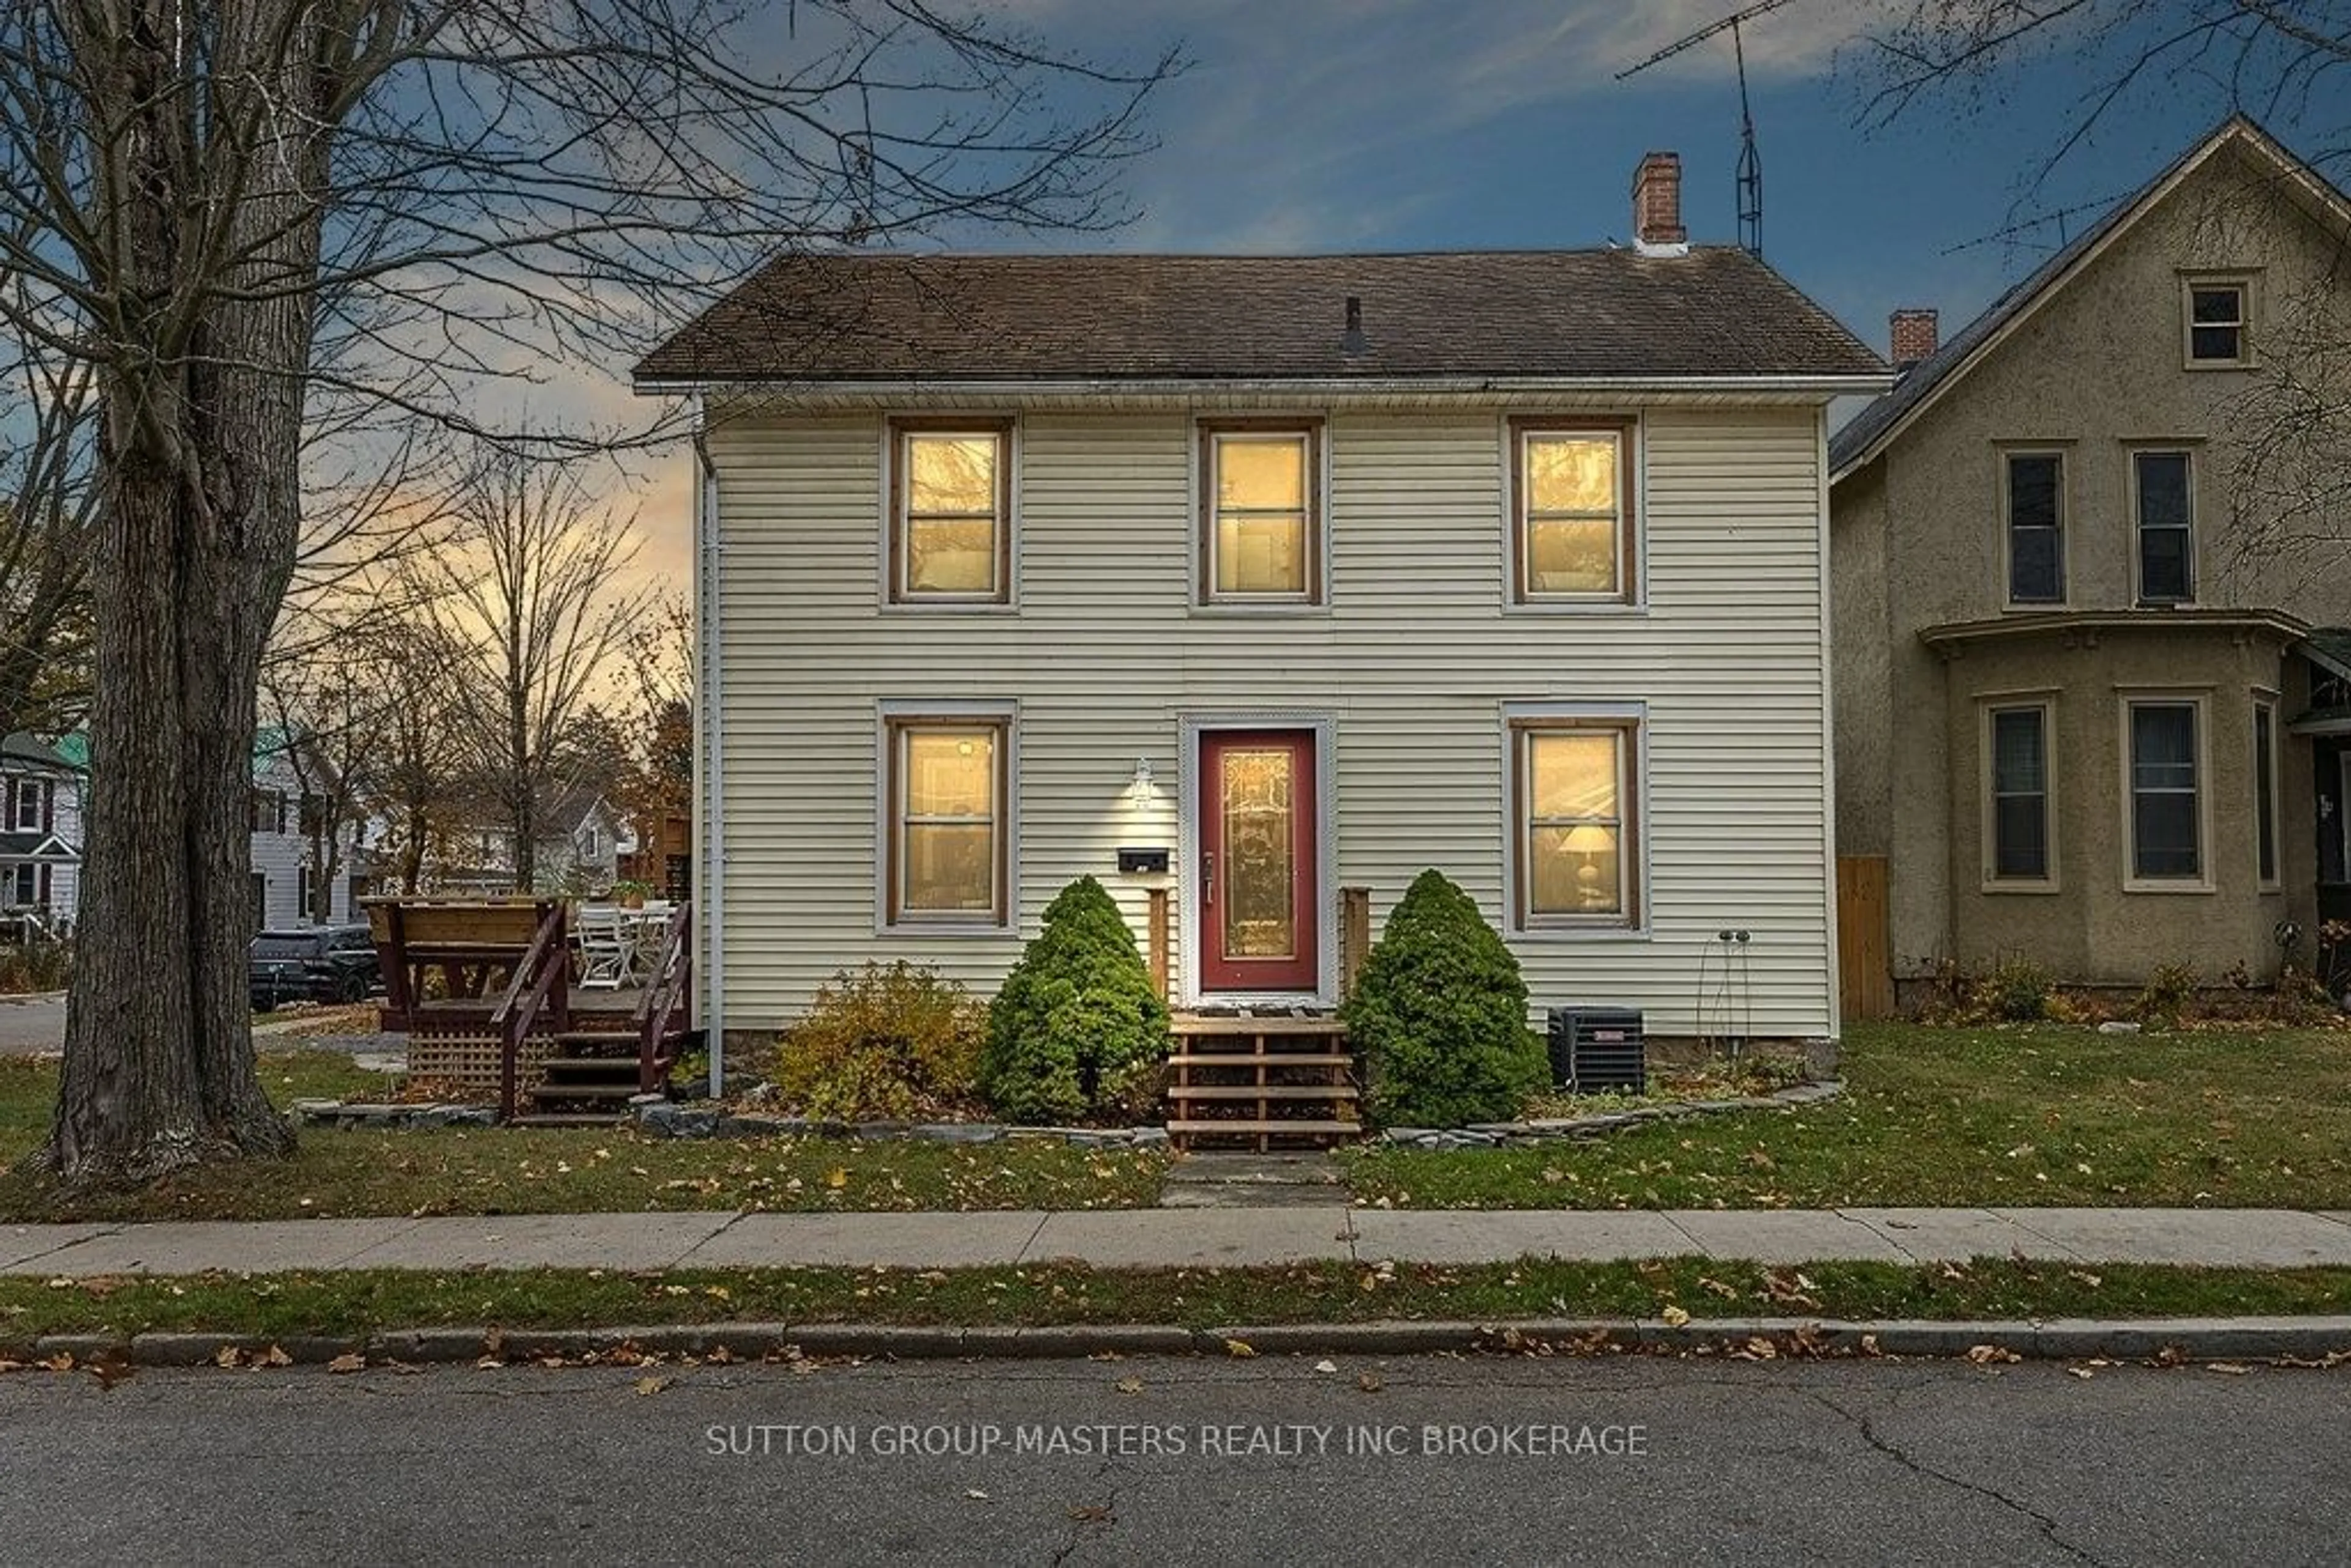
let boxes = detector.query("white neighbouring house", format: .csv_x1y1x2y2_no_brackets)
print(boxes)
635,152,1889,1078
0,732,84,936
249,727,365,931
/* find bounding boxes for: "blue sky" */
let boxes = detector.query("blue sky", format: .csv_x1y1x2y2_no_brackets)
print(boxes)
953,0,2338,358
613,0,2340,585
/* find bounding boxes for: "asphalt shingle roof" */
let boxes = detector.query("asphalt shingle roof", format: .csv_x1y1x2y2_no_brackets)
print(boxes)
635,247,1884,386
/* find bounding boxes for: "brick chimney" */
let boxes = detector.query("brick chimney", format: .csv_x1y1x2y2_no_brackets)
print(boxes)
1890,308,1939,370
1632,152,1687,256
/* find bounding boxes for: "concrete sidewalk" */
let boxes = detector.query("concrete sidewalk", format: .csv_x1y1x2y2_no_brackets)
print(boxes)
9,1206,2351,1277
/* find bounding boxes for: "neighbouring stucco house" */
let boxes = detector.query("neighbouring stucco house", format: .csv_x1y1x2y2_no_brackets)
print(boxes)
637,150,1888,1075
1829,117,2351,1003
0,732,84,936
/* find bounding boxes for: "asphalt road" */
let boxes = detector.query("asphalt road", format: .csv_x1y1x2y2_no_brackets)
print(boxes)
0,994,62,1055
2,1354,2344,1565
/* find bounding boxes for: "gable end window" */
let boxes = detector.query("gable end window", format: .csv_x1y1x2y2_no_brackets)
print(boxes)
2003,452,2064,605
1985,703,2053,883
1199,420,1321,604
1511,418,1635,603
1509,714,1642,930
2126,699,2203,884
2132,450,2195,605
884,715,1011,928
2183,279,2249,367
889,418,1013,604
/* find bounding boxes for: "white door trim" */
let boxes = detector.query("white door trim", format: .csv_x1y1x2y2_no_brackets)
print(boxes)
1177,712,1338,1008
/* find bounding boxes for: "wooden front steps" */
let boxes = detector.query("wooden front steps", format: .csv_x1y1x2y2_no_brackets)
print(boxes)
1166,1013,1362,1152
520,1027,647,1126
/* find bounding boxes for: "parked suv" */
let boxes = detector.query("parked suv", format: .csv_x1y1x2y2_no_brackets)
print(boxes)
249,925,381,1009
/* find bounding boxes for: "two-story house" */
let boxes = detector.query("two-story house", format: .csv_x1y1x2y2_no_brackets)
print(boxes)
0,731,83,936
637,152,1888,1073
250,727,364,931
1829,118,2351,1002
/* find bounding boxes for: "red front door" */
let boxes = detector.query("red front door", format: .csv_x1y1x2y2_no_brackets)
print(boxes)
1199,730,1318,993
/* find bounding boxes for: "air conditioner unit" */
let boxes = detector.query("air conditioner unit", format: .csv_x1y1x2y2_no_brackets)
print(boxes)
1547,1007,1646,1094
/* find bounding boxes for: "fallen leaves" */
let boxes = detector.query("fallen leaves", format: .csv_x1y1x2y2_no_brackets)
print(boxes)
1965,1344,2023,1366
1660,1305,1692,1328
1222,1338,1256,1359
634,1375,673,1396
326,1352,368,1375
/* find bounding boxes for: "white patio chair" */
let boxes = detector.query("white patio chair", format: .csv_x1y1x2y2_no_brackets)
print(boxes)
575,906,631,989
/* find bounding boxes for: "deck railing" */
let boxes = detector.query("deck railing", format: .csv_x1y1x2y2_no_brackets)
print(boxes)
488,902,572,1122
632,899,694,1093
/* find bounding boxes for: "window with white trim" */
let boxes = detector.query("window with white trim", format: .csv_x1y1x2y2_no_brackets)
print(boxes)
1986,704,2052,882
2183,278,2250,367
2128,700,2202,882
885,715,1010,926
2003,452,2064,605
2132,450,2195,604
1510,715,1641,929
2255,700,2280,888
10,778,44,831
6,863,35,908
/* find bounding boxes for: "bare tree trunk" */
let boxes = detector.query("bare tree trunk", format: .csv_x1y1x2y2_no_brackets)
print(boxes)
43,7,321,1177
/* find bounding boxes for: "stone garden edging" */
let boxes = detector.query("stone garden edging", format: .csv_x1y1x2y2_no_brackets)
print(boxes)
1376,1079,1845,1150
288,1081,1838,1149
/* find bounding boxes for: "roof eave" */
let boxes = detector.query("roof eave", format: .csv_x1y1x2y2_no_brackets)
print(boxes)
1918,607,2312,652
634,372,1894,400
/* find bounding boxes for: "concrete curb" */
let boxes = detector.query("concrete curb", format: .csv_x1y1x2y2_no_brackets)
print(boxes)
15,1315,2351,1368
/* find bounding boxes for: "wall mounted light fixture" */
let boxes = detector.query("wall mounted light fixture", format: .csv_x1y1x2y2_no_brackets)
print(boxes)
1128,757,1155,800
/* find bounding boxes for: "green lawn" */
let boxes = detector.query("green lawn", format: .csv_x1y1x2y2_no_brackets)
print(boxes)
1348,1021,2351,1210
6,1258,2350,1346
0,1052,1164,1222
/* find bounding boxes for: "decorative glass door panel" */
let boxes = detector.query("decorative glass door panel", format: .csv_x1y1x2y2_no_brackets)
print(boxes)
1199,730,1317,992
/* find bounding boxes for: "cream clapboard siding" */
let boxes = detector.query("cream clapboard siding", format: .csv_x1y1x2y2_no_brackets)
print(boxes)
704,403,1834,1038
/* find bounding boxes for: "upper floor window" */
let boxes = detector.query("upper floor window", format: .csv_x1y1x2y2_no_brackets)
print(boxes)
890,419,1012,604
1199,421,1320,604
250,789,288,835
1512,419,1635,604
2132,450,2195,605
9,778,46,831
2183,278,2250,367
2003,451,2064,605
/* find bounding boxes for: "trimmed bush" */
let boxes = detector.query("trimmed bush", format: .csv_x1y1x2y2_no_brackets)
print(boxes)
982,877,1170,1124
1341,868,1545,1128
1984,958,2054,1022
773,961,984,1120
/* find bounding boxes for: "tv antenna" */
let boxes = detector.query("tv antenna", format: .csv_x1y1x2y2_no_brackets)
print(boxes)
1615,0,1798,259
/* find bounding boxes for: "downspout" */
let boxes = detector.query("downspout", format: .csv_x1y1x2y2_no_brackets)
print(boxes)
692,396,727,1096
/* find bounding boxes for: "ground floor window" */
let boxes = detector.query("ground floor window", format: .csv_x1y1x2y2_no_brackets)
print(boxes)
1509,711,1641,929
4,863,35,907
2126,699,2203,883
2255,700,2280,888
1985,703,2052,883
884,713,1010,927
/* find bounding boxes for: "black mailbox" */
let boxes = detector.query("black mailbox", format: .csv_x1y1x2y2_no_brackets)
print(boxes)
1117,847,1169,875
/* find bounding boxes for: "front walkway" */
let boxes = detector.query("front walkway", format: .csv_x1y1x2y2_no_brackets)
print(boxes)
9,1206,2351,1277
